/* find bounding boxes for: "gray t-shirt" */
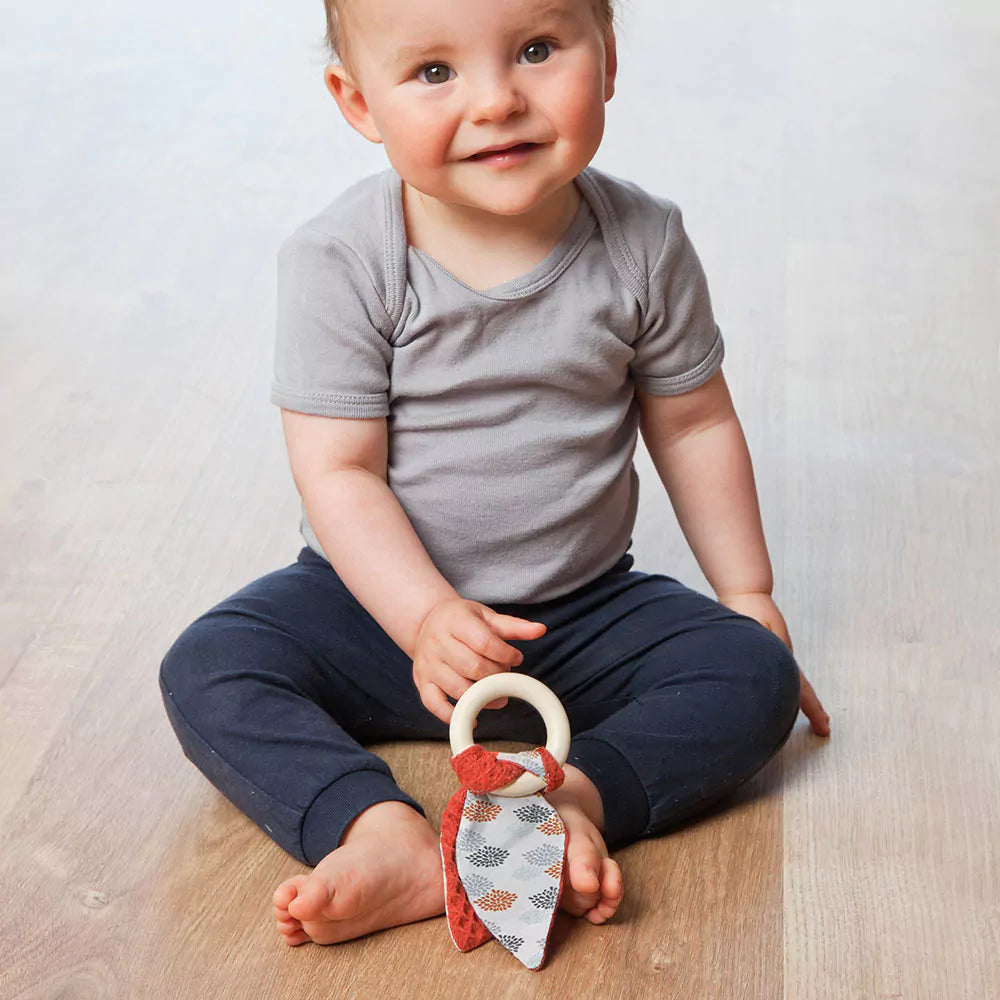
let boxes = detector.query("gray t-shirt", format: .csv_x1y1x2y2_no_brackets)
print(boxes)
272,165,724,604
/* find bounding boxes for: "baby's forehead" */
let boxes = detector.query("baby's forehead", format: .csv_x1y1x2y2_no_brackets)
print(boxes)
372,0,588,17
353,0,596,49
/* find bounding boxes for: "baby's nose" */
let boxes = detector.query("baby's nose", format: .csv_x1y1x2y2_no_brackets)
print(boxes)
468,76,527,124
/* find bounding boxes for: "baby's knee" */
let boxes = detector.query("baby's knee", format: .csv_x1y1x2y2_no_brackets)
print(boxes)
158,613,233,713
738,622,801,745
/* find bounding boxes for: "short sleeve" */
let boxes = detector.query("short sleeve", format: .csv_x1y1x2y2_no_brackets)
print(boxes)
270,227,393,418
629,203,724,395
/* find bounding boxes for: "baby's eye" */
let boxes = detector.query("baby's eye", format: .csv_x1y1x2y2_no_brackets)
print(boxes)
519,40,552,65
419,63,454,85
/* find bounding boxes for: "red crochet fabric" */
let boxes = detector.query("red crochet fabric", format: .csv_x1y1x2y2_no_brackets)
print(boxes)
440,787,492,951
441,745,565,954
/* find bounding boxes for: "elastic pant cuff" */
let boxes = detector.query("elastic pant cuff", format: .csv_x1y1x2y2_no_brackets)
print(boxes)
566,736,650,850
300,770,426,866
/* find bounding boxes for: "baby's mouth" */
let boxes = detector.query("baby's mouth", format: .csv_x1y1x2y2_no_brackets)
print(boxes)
466,142,539,160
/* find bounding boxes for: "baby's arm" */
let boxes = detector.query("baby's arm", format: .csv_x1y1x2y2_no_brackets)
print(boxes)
281,409,460,658
635,369,830,735
636,369,772,601
280,409,545,722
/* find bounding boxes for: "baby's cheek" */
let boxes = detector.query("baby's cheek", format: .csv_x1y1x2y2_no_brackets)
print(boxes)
381,100,454,172
554,77,606,147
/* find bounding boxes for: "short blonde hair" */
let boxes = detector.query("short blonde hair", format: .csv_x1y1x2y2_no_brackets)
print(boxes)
324,0,616,70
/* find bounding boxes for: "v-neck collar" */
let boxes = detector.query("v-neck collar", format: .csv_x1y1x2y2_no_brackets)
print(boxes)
384,169,598,301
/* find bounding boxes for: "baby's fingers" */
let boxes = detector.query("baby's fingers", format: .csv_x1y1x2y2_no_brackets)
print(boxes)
419,681,455,725
481,608,547,642
799,669,831,737
453,612,526,669
417,661,506,726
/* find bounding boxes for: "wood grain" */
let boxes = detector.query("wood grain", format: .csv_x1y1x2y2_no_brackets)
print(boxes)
2,1,997,998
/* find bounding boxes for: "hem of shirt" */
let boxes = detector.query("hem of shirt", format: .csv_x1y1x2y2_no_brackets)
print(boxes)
270,382,389,418
630,327,724,396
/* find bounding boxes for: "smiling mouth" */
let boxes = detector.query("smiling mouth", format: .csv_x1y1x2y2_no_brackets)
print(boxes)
466,142,539,160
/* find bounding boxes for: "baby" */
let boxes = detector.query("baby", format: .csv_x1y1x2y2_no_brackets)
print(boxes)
159,0,830,950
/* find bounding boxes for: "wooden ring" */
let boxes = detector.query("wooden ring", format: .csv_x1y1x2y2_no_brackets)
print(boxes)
449,674,571,797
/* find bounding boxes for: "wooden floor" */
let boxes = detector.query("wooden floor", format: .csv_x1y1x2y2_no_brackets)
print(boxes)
2,1,998,997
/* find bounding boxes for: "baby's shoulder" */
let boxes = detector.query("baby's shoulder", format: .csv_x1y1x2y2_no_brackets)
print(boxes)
280,169,389,263
277,169,402,326
579,166,682,274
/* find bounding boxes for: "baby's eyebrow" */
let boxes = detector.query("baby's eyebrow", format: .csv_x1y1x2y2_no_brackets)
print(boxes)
388,3,579,67
391,40,455,67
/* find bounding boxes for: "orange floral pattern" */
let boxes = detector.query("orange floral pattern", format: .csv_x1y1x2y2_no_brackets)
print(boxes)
476,888,518,912
462,799,502,822
537,813,565,836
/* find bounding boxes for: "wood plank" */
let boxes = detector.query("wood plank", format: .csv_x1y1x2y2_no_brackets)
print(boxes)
2,1,998,998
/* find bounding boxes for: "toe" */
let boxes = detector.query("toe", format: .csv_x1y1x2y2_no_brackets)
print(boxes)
273,875,306,911
568,852,601,897
584,904,611,924
286,876,333,922
585,893,621,924
600,857,623,900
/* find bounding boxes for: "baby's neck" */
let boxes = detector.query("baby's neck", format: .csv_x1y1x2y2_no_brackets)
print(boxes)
402,180,581,258
401,179,583,291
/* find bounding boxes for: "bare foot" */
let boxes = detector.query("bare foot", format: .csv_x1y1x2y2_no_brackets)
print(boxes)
272,764,623,945
545,763,624,924
272,801,444,946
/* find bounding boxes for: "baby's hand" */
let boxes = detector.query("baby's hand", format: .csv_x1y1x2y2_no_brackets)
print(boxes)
411,598,547,725
717,590,831,737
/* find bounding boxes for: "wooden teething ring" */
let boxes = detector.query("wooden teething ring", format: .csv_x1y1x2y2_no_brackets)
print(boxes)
449,673,571,797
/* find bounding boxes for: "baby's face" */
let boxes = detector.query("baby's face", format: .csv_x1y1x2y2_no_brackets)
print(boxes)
326,0,616,216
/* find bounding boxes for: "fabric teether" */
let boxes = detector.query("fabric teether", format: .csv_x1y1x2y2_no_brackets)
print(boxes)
440,674,571,970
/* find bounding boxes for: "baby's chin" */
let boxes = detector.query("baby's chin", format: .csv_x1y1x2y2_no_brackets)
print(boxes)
403,168,577,219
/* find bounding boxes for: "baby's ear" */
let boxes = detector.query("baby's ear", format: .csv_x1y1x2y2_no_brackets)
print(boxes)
603,27,617,102
324,64,382,144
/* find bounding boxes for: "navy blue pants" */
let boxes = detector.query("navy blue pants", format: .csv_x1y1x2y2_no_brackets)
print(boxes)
159,547,800,867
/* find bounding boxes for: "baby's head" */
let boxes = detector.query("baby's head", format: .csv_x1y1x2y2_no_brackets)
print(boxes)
321,0,617,216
